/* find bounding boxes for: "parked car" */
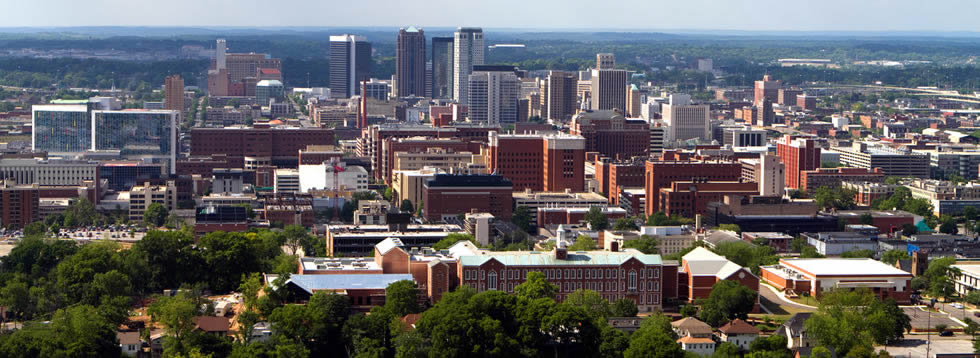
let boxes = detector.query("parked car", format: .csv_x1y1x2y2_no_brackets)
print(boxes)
953,303,964,309
939,330,954,337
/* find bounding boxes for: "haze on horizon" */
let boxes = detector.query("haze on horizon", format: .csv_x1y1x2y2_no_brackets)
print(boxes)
3,0,980,33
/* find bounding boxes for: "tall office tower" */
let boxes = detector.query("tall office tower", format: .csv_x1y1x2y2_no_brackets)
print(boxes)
396,27,426,98
93,110,179,173
164,75,184,113
777,135,820,190
626,84,641,117
545,71,577,122
431,37,454,99
590,69,628,111
754,74,780,104
467,66,520,125
216,38,227,70
662,94,710,142
329,35,372,98
755,98,774,127
453,27,484,104
32,104,92,153
596,53,616,69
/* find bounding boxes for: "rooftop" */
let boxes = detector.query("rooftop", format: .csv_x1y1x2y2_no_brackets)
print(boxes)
776,258,912,277
285,274,414,293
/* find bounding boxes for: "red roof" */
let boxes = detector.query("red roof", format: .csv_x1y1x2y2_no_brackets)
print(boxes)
193,316,231,332
260,68,281,75
719,319,760,335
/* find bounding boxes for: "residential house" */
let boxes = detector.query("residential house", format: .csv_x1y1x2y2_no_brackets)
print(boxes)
718,319,760,350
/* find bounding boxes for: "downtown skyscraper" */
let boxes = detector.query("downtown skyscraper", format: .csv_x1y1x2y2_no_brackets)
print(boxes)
329,35,372,98
453,27,484,105
430,37,454,99
396,27,426,98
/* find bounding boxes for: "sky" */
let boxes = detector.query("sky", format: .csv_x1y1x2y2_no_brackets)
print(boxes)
3,0,980,32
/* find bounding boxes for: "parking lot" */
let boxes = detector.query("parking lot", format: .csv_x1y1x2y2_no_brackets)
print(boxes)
903,306,963,331
880,336,974,357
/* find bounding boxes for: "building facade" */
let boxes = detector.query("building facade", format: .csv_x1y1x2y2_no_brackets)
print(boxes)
453,28,484,104
329,35,372,98
396,27,426,98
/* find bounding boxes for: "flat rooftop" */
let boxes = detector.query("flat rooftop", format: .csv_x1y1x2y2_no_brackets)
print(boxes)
777,258,912,277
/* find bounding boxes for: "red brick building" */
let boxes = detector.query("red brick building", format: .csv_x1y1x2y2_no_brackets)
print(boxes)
383,137,483,184
659,181,760,218
595,157,646,205
644,161,743,216
680,247,759,309
176,154,244,177
776,135,821,190
0,182,39,229
298,145,344,165
190,124,335,167
760,258,912,304
570,109,649,160
456,242,678,313
800,167,885,194
487,132,585,192
422,174,514,221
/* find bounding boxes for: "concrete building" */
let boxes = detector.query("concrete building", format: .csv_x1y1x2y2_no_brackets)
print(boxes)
803,231,878,256
467,66,520,125
905,179,980,216
662,94,710,142
760,258,913,303
392,167,443,210
329,35,372,98
571,109,649,159
512,189,608,226
0,158,100,187
354,200,391,225
915,149,980,180
739,154,785,197
834,142,930,178
326,224,464,256
487,132,586,192
590,69,628,111
453,28,484,104
465,212,495,246
128,181,177,221
799,167,885,194
724,127,766,148
211,168,244,194
596,53,616,69
423,174,513,221
396,27,426,98
777,136,821,190
754,75,780,104
297,163,369,193
544,70,578,122
274,169,300,194
626,85,642,117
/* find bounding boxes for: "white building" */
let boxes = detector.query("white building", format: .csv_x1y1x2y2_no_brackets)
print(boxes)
467,67,520,125
298,163,369,193
952,263,980,295
662,94,710,142
740,154,785,197
274,169,300,194
453,27,484,104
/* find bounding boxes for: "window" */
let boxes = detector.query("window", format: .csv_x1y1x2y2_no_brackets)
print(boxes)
481,270,485,280
654,281,660,291
488,272,497,290
654,268,660,278
628,271,637,290
557,269,561,279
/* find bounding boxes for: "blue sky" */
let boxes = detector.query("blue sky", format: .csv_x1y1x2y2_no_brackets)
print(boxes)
3,0,979,32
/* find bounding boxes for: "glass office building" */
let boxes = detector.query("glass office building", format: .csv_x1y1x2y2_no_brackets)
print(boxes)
32,104,93,153
93,110,176,159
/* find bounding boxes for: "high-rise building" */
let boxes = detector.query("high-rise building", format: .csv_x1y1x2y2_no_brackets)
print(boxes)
590,69,628,111
777,135,821,190
164,75,184,114
430,37,454,99
570,109,649,159
596,53,616,69
626,84,641,117
754,74,780,104
487,132,585,192
740,154,785,197
396,27,426,98
216,38,227,70
467,66,521,125
453,28,484,104
778,89,802,106
255,80,284,105
544,71,577,122
329,35,372,98
93,110,178,173
32,104,92,154
662,94,710,142
754,98,774,127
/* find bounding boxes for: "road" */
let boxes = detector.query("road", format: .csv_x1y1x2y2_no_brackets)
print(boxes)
758,283,816,314
935,301,976,323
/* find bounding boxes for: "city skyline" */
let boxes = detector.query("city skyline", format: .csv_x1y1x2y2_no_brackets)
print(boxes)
3,0,980,32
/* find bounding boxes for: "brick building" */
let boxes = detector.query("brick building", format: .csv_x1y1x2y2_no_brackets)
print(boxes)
190,125,335,167
422,174,514,221
537,206,628,228
776,135,821,190
570,110,649,159
659,180,760,218
0,181,40,229
799,167,885,194
644,161,743,216
487,132,585,192
760,258,913,304
680,247,759,309
595,157,646,205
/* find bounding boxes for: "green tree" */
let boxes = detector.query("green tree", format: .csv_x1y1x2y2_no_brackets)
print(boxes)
804,289,910,356
512,206,534,233
698,280,758,327
624,313,684,358
565,289,612,320
515,271,558,300
611,297,639,317
718,224,741,234
939,218,959,235
385,280,420,316
901,223,919,237
622,235,659,254
925,257,960,300
22,222,46,238
584,206,609,230
814,186,856,211
680,304,698,318
399,199,414,214
149,294,199,354
431,233,475,250
860,212,875,226
568,235,597,251
541,303,602,356
881,249,911,265
143,202,170,227
282,225,308,255
599,325,631,358
613,217,639,231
